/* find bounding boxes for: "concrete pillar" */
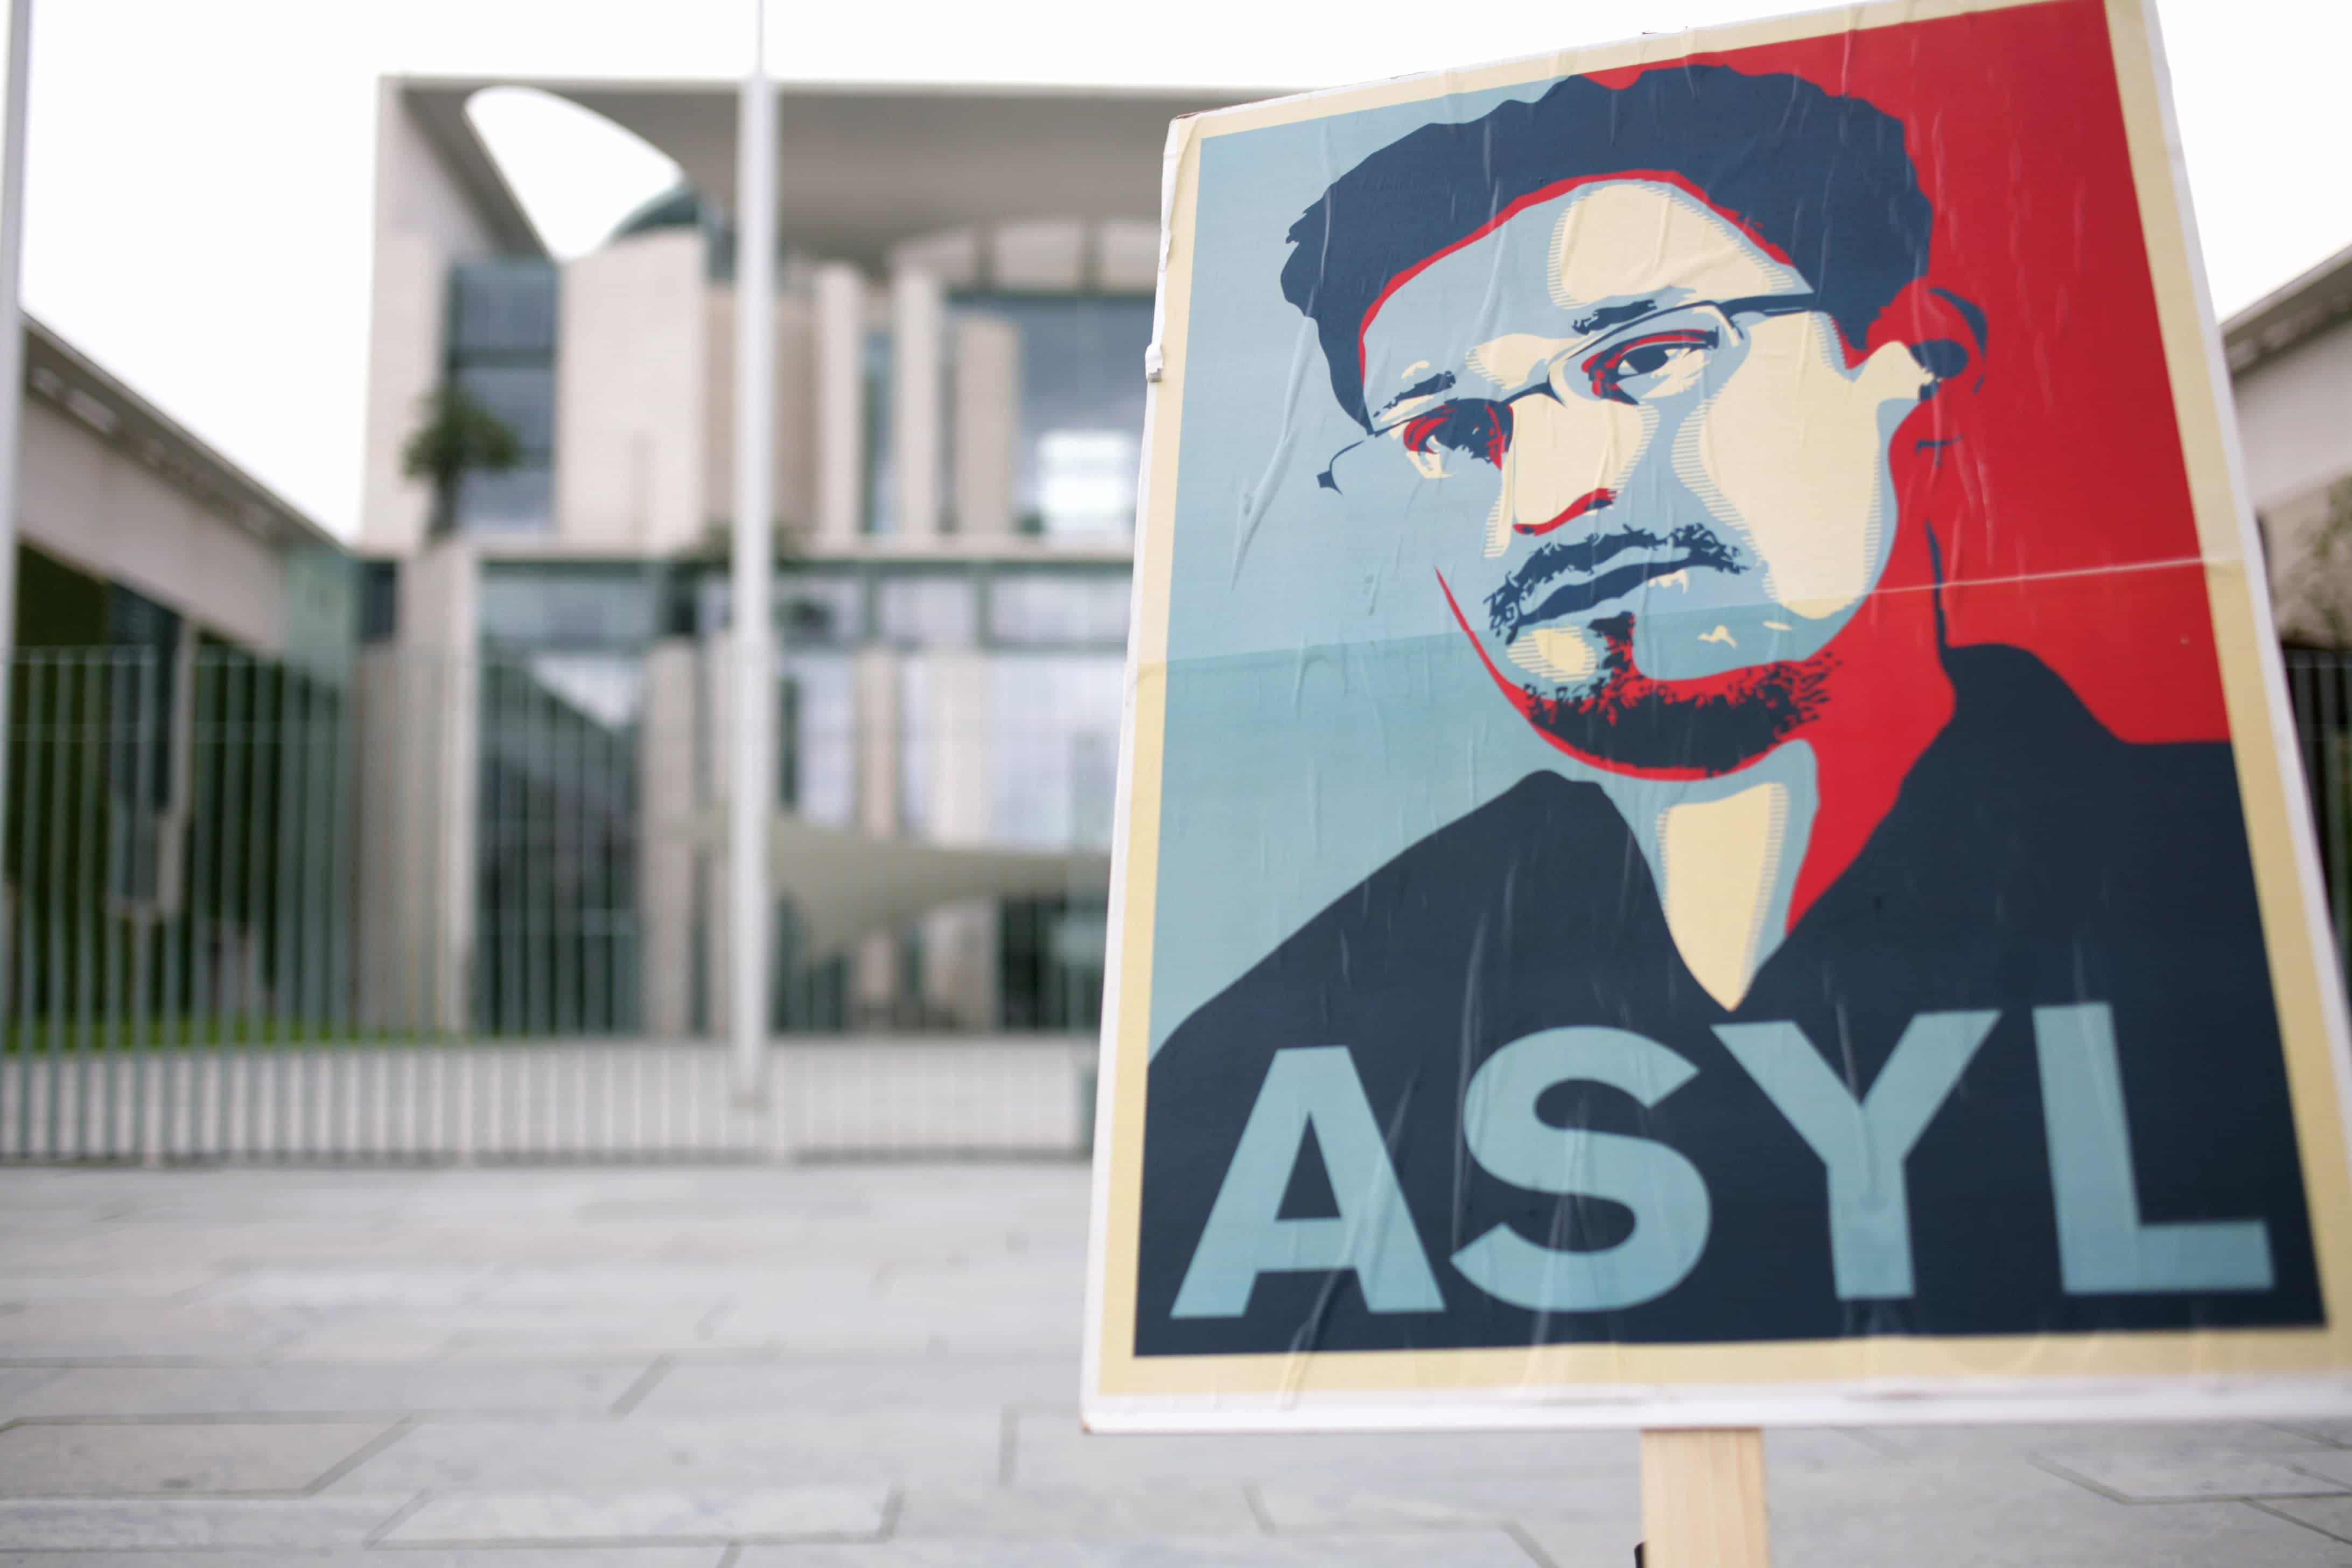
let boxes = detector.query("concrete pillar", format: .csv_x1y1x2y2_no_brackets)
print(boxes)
917,650,996,1026
814,263,867,543
922,902,998,1029
918,652,988,846
891,267,946,538
396,537,477,1034
773,293,817,536
557,229,708,552
854,646,901,839
953,312,1021,536
706,290,820,548
698,639,733,1038
639,640,701,1037
852,646,901,1024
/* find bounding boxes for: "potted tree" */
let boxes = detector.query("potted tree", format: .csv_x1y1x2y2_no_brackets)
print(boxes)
402,383,521,534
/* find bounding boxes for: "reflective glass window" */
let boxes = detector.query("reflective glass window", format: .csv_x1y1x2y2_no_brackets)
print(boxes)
454,468,555,536
988,570,1131,648
986,653,1123,851
779,654,856,826
863,329,895,534
694,571,867,646
776,571,865,648
479,565,661,647
445,261,558,535
950,297,1152,539
877,572,976,648
451,262,557,355
455,364,555,454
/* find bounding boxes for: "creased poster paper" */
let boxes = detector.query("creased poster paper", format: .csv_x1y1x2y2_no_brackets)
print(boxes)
1083,0,2352,1432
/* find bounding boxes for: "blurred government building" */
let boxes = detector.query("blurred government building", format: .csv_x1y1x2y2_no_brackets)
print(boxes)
0,80,2345,1161
353,79,1231,1044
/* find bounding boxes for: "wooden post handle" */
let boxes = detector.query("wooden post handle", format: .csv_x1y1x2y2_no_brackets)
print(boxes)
1641,1427,1769,1568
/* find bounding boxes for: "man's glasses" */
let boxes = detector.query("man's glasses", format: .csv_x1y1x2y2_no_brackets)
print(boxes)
1322,292,1821,489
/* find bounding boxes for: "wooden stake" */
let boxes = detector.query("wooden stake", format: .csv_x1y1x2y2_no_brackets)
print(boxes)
1641,1427,1770,1568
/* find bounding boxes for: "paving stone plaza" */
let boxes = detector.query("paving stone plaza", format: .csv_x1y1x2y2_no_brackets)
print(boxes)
1,1163,2350,1565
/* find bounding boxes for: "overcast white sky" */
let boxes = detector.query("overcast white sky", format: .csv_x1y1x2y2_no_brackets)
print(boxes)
15,0,2351,538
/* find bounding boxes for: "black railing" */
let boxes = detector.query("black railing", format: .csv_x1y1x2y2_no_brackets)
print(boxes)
2285,649,2352,974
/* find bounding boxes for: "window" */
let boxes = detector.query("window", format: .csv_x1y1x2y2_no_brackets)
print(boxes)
863,328,894,535
986,653,1123,852
445,261,557,534
479,564,663,649
987,570,1130,648
360,561,399,643
777,571,865,648
877,572,975,648
949,296,1153,539
694,569,866,648
103,584,181,904
778,655,855,825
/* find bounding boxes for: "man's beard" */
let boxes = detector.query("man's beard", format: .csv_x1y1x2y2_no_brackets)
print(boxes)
1519,613,1834,776
1485,523,1739,645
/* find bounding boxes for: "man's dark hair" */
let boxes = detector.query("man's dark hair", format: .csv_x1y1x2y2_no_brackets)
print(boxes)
1284,64,1933,429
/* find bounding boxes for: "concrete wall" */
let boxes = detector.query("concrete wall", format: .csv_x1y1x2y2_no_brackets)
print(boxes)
2235,314,2352,642
814,264,869,545
891,269,945,538
17,396,288,650
639,640,703,1036
352,541,478,1032
360,85,513,557
703,290,817,540
2237,314,2352,510
953,313,1020,536
556,229,708,554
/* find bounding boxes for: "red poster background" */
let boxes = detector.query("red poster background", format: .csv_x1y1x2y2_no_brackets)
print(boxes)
1599,0,2228,747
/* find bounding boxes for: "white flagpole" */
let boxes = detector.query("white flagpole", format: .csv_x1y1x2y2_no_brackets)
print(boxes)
0,0,32,669
0,0,33,1026
730,0,776,1102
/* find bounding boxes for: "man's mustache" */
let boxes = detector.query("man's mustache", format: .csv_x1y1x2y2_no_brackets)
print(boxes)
1486,523,1741,642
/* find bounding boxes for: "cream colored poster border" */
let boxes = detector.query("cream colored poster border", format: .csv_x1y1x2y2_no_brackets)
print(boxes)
1080,0,2352,1431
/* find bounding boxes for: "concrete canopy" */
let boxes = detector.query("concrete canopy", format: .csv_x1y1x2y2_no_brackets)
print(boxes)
766,809,1109,960
396,78,1251,267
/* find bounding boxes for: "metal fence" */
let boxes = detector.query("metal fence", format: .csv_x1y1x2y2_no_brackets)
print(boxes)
0,645,1100,1163
8,643,2347,1164
0,1037,1093,1162
2286,649,2352,977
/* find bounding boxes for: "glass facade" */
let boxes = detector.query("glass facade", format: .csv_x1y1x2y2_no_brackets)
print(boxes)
472,563,661,1035
986,570,1130,647
479,562,666,648
877,571,976,647
724,562,1131,1030
473,654,643,1035
862,328,895,535
984,653,1121,851
445,261,558,534
453,239,1143,1027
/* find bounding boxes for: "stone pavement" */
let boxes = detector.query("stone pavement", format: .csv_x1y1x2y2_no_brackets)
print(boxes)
0,1164,2348,1566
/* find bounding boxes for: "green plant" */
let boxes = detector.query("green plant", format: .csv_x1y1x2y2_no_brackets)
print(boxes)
2282,478,2352,647
401,384,522,534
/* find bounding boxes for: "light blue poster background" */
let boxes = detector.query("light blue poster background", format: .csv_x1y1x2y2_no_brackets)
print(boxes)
1146,79,1590,1053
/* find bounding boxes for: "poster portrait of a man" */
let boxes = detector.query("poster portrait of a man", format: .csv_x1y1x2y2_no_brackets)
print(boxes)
1089,0,2352,1401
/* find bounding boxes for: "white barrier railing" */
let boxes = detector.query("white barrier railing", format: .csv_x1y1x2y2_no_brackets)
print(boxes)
0,646,1104,1161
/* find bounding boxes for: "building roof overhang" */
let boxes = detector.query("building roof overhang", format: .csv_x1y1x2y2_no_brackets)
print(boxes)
2223,240,2352,377
23,316,342,554
395,76,1258,267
